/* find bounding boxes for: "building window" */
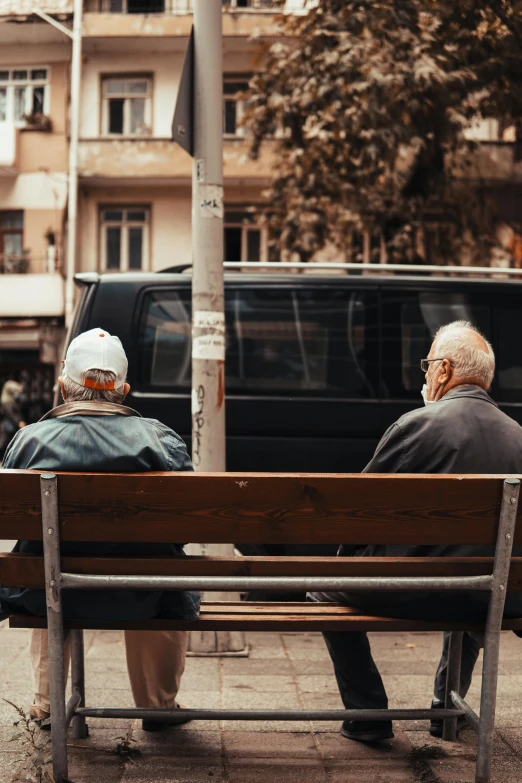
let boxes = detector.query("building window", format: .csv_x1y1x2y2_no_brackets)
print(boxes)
99,207,149,272
0,211,23,256
0,68,49,124
0,211,25,272
223,78,249,137
224,209,269,262
101,76,152,136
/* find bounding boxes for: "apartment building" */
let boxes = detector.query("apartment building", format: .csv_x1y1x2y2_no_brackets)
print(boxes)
0,0,302,418
0,0,71,417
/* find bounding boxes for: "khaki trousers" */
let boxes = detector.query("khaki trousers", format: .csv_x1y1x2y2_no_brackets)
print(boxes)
30,629,188,713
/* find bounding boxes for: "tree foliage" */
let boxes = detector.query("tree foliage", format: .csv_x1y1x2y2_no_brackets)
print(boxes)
245,0,522,263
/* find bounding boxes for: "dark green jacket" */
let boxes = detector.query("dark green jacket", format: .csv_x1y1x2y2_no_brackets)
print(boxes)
0,404,200,622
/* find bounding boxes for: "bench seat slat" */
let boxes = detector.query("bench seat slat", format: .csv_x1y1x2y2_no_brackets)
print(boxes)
9,604,522,632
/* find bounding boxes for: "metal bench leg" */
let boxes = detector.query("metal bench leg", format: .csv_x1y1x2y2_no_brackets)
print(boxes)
443,631,463,741
41,473,68,783
476,478,520,783
71,630,88,739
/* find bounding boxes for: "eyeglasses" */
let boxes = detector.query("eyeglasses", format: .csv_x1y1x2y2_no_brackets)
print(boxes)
420,358,456,373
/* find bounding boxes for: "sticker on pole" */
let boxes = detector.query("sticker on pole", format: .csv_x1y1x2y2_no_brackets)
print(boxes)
199,184,224,219
193,335,225,361
194,311,225,331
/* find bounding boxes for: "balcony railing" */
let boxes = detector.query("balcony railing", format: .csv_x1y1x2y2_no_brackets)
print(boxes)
84,0,305,14
0,249,60,275
0,0,73,15
0,254,30,275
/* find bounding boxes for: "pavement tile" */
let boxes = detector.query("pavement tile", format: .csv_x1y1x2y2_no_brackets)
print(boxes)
315,730,412,759
247,644,287,660
227,757,327,783
405,730,482,758
86,717,135,730
0,697,35,727
222,730,318,759
0,726,31,752
221,659,293,676
132,728,222,757
121,756,224,782
427,755,522,782
290,659,335,676
61,751,124,783
281,633,324,647
0,756,27,783
300,691,344,733
0,631,29,651
86,688,136,708
296,674,343,694
498,727,522,758
245,633,284,648
221,689,308,732
284,645,331,661
223,675,296,693
325,758,418,782
179,673,221,692
172,690,221,731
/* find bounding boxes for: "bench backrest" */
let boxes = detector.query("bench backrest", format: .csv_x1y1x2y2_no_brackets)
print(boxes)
0,470,520,545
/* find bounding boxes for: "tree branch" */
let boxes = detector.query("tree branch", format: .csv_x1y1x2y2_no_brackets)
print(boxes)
484,0,522,45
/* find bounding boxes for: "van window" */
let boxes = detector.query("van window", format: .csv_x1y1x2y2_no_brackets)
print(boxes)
381,291,491,399
137,287,378,398
494,306,522,401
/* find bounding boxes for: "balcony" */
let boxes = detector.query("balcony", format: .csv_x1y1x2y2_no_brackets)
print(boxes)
0,0,72,17
0,124,18,175
78,137,273,182
0,271,64,318
82,0,304,38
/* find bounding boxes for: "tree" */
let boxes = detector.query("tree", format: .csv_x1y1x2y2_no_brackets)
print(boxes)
244,0,522,264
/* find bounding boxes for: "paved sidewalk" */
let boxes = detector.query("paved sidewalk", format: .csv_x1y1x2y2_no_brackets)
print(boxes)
1,624,522,782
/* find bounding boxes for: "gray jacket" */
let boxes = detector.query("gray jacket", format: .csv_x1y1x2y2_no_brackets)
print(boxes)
319,385,522,621
0,402,200,622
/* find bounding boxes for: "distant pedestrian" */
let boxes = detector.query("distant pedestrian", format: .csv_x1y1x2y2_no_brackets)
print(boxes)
0,379,25,457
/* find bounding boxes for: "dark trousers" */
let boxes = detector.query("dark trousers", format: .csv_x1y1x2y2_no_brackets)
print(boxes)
322,630,482,710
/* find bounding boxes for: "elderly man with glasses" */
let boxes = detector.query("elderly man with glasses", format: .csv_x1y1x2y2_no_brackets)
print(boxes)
310,320,522,744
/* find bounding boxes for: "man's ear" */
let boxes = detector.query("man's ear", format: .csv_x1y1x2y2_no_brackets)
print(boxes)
58,377,67,401
122,383,131,401
438,358,453,385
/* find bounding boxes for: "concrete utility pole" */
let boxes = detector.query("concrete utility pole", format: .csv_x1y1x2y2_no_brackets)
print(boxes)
187,0,246,656
32,0,82,328
65,0,82,326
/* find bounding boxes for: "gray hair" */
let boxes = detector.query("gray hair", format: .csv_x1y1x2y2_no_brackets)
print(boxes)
62,369,126,404
432,320,495,389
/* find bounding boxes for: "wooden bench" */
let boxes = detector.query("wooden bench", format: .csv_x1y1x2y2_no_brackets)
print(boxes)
1,470,521,783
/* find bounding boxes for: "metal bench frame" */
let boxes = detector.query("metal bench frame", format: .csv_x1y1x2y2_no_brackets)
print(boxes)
37,472,520,783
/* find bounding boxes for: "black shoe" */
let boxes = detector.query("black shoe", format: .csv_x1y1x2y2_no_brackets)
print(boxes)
340,720,394,742
142,703,192,732
429,699,468,738
29,706,52,732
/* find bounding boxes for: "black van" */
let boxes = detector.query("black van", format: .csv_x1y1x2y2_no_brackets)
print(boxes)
69,269,522,473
